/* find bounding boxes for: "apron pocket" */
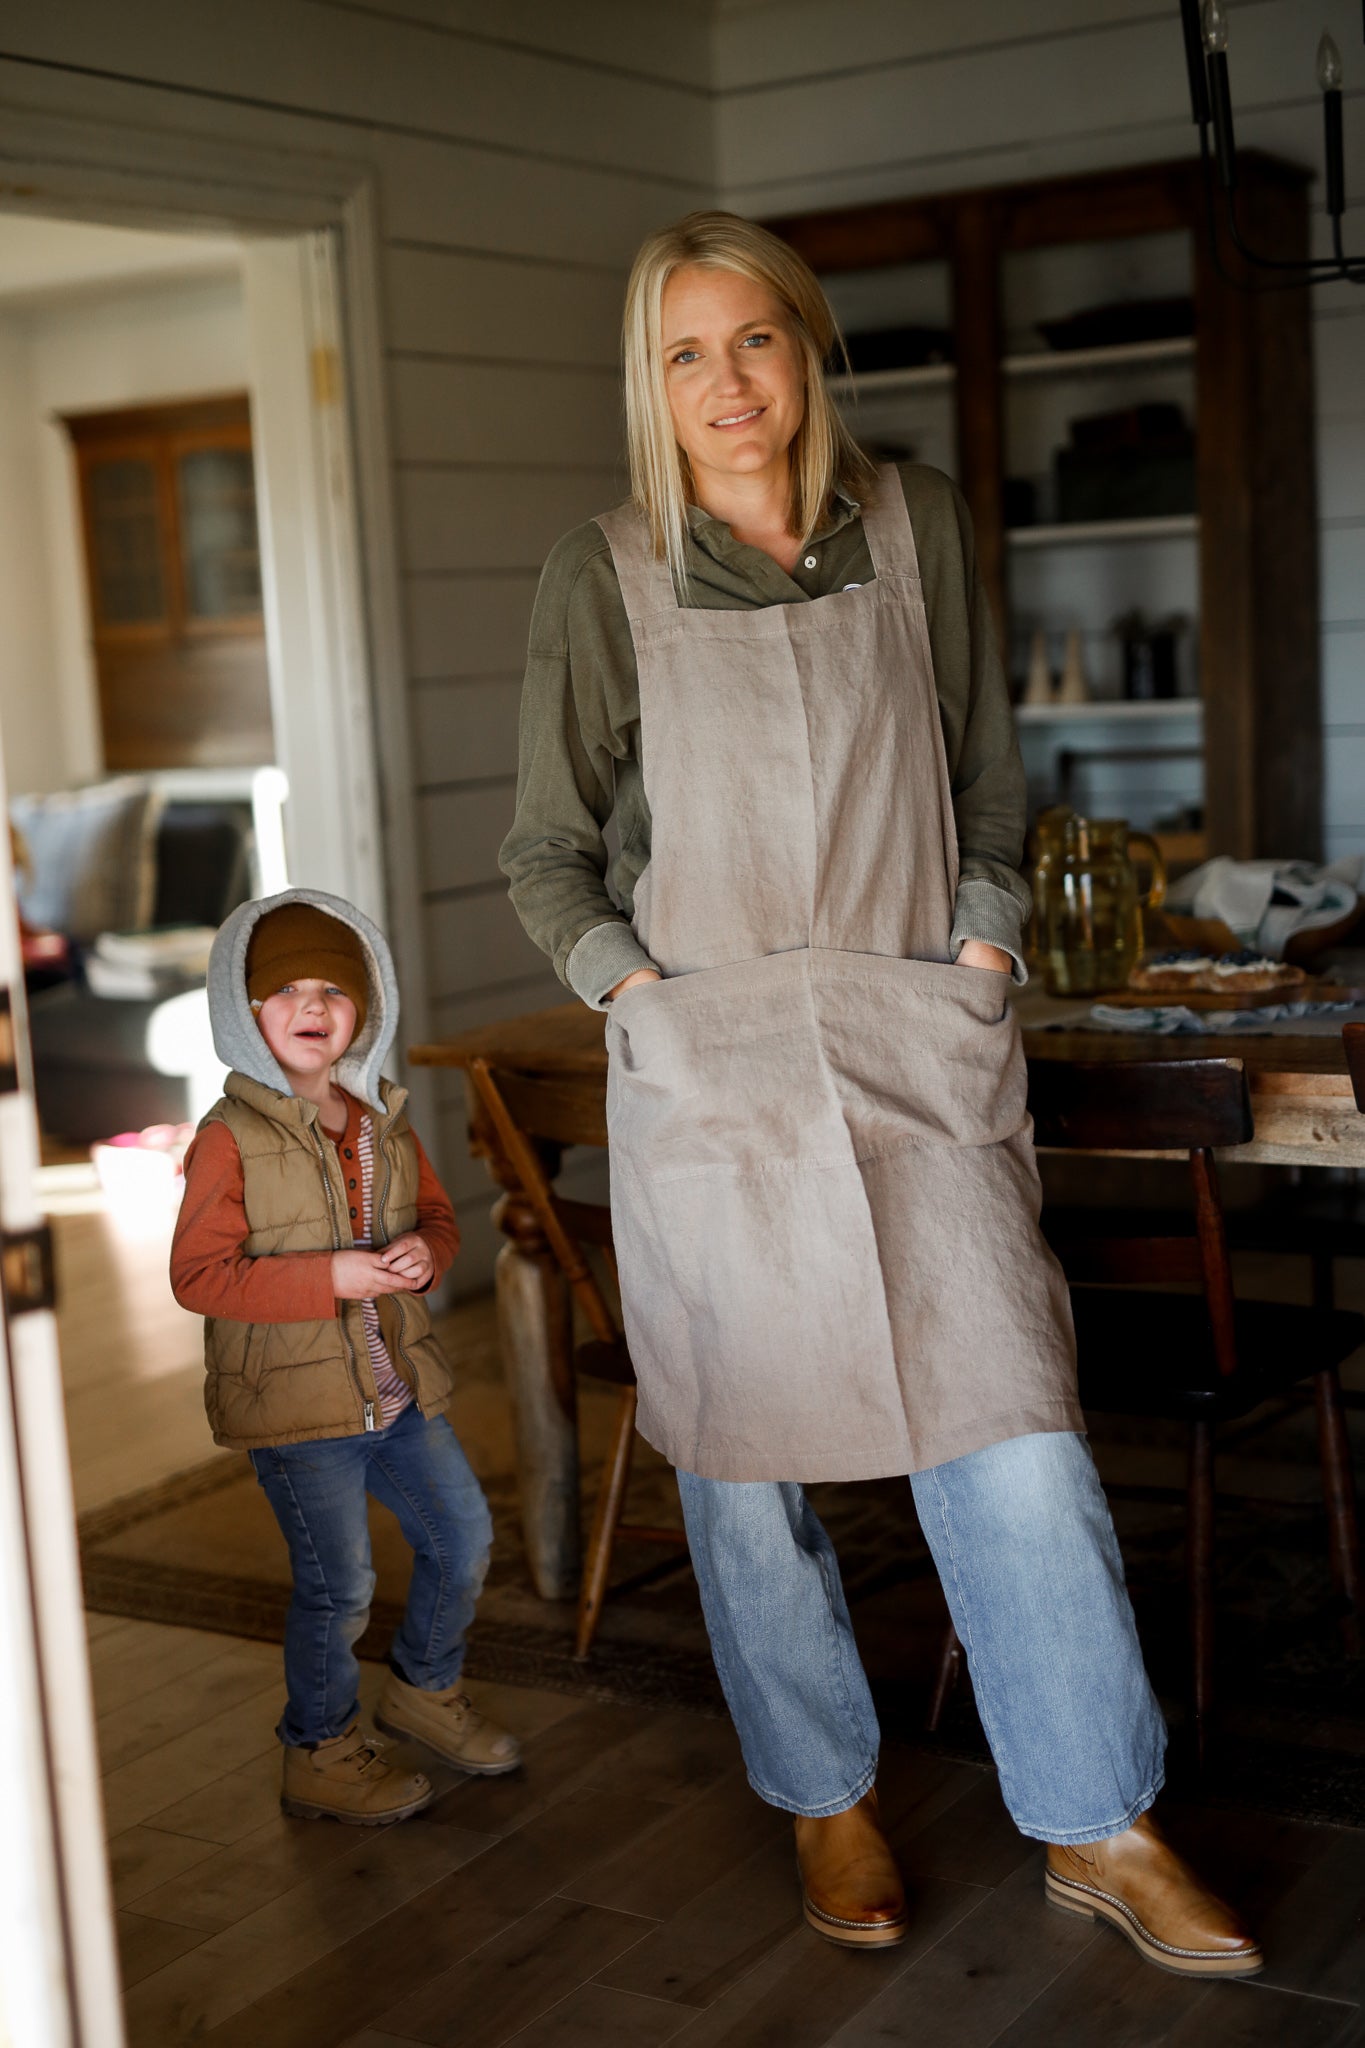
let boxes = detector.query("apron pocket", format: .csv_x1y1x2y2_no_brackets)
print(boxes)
607,953,845,1178
813,950,1027,1151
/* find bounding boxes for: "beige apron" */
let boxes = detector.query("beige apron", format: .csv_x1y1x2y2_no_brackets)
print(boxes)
597,466,1080,1484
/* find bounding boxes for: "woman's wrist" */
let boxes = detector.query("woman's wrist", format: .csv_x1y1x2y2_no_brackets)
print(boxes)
606,968,662,1001
956,939,1013,974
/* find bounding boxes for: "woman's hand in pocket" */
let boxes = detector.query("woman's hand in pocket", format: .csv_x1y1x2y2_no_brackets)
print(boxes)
607,968,662,1001
956,940,1013,975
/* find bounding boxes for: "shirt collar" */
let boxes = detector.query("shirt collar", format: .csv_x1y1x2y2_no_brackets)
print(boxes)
685,485,862,550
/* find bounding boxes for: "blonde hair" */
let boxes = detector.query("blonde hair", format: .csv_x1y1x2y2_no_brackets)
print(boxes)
622,210,878,586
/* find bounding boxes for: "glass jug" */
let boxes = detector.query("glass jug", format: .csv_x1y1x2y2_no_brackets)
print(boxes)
1032,812,1167,997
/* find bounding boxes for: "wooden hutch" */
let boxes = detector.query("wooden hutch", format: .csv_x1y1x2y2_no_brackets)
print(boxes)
62,391,273,771
769,151,1320,863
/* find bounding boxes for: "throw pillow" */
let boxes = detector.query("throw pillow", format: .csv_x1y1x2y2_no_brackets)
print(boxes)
10,779,161,944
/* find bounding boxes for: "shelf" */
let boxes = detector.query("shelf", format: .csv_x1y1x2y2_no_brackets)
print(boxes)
1008,514,1199,549
1002,336,1195,380
829,336,1195,403
1014,698,1202,724
828,361,954,398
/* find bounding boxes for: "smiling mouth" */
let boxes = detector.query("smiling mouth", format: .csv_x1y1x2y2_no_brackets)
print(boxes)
710,406,765,429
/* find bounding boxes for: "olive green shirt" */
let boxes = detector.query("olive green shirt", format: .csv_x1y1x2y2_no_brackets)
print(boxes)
500,462,1032,1008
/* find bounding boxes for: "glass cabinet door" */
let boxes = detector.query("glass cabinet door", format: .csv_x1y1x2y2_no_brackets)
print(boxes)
85,451,167,627
175,444,263,622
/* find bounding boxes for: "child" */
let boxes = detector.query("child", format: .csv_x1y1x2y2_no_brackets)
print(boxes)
171,887,520,1824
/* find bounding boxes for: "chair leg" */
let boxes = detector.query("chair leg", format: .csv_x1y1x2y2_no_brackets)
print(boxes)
1314,1364,1364,1655
927,1621,963,1732
1187,1421,1216,1768
574,1385,638,1661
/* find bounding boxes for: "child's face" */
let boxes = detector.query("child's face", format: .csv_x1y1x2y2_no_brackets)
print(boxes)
255,979,358,1084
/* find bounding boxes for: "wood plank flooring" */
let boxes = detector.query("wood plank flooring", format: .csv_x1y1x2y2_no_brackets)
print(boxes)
91,1617,1364,2048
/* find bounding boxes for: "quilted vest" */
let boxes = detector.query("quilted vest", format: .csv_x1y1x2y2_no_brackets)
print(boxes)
198,1071,455,1449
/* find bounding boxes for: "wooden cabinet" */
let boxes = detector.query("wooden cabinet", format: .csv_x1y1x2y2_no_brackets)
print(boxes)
769,152,1320,863
63,392,275,771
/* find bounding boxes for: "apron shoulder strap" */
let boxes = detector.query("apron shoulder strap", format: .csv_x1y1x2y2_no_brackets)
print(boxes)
860,464,924,583
595,502,678,623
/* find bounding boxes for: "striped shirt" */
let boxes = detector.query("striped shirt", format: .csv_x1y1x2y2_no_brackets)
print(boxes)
332,1095,413,1427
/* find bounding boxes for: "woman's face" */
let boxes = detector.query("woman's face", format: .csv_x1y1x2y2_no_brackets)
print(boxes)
660,264,805,500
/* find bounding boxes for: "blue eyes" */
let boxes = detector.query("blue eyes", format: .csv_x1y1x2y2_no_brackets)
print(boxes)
670,332,771,367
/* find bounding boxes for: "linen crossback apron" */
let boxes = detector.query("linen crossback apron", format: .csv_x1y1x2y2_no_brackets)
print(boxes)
597,466,1080,1484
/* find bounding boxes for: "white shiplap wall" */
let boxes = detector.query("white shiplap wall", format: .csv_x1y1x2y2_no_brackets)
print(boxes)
714,0,1365,864
0,0,712,1282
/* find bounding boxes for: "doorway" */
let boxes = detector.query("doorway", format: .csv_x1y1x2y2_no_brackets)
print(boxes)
0,136,411,2041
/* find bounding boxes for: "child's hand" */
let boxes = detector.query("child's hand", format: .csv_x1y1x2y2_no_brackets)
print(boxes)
331,1249,417,1299
378,1233,436,1291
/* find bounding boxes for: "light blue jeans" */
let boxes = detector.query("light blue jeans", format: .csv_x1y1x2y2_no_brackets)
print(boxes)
677,1431,1166,1843
250,1404,493,1747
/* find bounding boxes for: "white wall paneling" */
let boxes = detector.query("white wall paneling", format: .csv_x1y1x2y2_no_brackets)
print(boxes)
424,888,550,1000
397,466,622,575
410,677,523,787
383,245,626,368
388,360,623,467
404,572,544,680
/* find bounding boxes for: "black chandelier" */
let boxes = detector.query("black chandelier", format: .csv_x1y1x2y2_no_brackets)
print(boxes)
1179,0,1363,286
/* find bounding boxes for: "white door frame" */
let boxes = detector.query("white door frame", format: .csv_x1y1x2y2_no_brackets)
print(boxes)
0,724,122,2048
0,98,435,2039
0,99,434,1122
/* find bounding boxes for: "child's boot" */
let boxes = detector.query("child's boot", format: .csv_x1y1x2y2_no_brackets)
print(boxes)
375,1672,522,1775
281,1722,434,1824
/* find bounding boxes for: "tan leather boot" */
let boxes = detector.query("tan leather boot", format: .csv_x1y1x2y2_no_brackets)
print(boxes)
374,1672,522,1775
281,1723,433,1825
794,1788,908,1949
1045,1811,1262,1976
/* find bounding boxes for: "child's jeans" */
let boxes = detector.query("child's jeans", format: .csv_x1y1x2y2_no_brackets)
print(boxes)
249,1404,493,1747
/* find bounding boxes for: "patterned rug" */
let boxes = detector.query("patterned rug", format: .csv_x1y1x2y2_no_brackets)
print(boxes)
79,1297,1365,1827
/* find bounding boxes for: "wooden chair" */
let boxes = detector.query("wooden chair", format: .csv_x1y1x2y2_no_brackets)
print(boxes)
466,1056,687,1659
927,1056,1365,1763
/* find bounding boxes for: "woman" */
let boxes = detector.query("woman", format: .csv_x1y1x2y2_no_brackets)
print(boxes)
501,212,1260,1973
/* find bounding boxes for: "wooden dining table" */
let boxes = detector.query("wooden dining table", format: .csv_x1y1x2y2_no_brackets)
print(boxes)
411,986,1365,1598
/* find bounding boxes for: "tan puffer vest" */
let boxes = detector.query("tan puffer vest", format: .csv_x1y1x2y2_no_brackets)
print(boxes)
199,1071,455,1449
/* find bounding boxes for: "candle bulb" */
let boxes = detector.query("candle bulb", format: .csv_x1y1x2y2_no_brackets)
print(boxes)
1203,0,1237,189
1319,32,1346,220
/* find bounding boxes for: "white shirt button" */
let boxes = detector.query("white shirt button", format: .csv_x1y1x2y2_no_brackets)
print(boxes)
804,554,817,569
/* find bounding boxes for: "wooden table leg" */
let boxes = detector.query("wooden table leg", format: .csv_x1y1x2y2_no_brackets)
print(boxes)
469,1080,581,1600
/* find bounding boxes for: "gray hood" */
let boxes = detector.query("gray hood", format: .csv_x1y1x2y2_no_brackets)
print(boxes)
207,887,399,1112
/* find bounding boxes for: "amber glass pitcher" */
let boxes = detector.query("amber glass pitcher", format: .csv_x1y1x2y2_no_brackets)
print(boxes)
1032,810,1167,997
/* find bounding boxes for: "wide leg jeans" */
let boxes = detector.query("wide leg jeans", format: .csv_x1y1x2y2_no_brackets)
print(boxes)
677,1430,1166,1843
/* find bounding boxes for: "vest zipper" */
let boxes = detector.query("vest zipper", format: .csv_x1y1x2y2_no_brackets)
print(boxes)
309,1123,375,1433
376,1113,420,1396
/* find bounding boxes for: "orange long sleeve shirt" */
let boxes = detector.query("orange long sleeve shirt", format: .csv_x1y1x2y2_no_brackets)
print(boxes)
171,1093,460,1323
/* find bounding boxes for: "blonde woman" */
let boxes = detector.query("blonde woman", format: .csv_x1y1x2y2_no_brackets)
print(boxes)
501,213,1259,1971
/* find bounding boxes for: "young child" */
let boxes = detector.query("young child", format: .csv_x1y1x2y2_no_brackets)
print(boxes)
171,887,520,1824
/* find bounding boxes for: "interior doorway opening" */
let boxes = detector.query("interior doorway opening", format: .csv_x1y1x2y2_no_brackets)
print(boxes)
0,203,386,1516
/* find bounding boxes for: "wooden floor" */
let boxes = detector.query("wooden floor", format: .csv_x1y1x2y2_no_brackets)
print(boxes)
92,1613,1364,2048
47,1169,229,1513
55,1174,1365,2041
